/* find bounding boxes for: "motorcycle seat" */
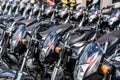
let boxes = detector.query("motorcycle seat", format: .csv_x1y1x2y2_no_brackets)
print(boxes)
69,32,89,45
97,30,120,46
9,16,24,21
40,20,51,25
0,14,12,20
39,20,55,28
25,22,40,31
97,30,120,55
20,18,37,27
40,24,73,38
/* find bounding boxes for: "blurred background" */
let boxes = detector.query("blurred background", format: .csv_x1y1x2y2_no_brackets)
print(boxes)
0,0,119,10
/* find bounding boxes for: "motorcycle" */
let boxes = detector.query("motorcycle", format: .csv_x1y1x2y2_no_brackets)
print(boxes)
108,9,120,30
0,24,41,80
39,24,73,79
100,43,120,80
74,30,120,80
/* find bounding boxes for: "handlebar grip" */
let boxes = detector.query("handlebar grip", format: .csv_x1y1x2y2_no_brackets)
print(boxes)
107,5,114,8
103,5,114,9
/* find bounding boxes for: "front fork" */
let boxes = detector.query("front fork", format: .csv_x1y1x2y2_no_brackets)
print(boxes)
51,58,62,80
15,49,29,80
103,74,112,80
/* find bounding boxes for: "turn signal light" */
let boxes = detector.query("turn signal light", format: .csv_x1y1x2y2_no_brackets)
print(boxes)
70,3,74,7
98,13,102,18
21,39,27,45
62,3,66,7
101,64,109,74
82,11,86,15
55,47,61,54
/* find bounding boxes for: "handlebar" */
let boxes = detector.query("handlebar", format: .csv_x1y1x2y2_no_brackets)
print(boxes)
86,0,99,10
103,5,115,10
92,0,99,5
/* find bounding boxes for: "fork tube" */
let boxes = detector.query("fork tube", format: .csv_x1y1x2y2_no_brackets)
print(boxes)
51,58,61,80
0,31,5,46
15,7,19,15
64,14,70,24
104,41,108,53
20,49,29,72
15,49,29,80
78,15,85,27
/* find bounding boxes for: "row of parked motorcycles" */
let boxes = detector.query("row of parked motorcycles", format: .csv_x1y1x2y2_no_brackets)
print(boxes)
0,0,120,80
